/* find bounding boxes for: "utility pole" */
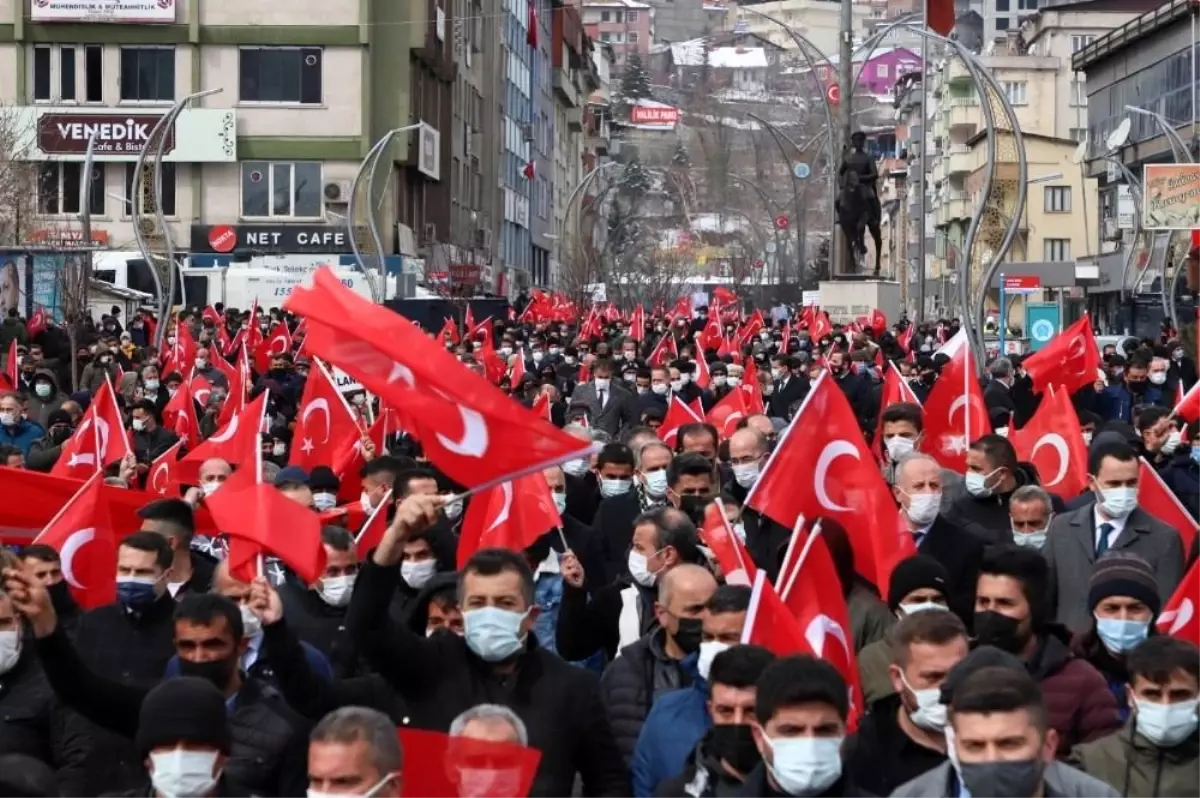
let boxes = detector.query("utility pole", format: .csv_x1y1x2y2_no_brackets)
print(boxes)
915,27,929,321
837,0,854,278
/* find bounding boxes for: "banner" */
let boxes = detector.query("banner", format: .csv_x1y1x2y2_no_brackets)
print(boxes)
1143,164,1200,230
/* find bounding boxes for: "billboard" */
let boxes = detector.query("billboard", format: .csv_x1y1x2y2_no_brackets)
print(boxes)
31,0,177,23
13,107,236,162
1142,164,1200,230
630,105,680,125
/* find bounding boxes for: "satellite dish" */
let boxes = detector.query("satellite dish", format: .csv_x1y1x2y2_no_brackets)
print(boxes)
1070,135,1088,165
1106,118,1131,152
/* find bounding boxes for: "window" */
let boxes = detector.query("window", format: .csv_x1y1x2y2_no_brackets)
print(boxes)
626,10,637,21
60,47,76,101
1044,186,1071,212
995,16,1010,29
627,31,639,44
1069,127,1087,142
1018,0,1037,10
120,47,174,101
1070,79,1087,107
600,10,610,22
123,162,177,217
38,162,104,216
1070,35,1094,52
995,0,1009,11
240,161,323,219
876,63,889,77
600,32,611,42
239,47,323,104
1044,238,1071,261
85,45,103,102
33,45,51,101
1002,81,1027,105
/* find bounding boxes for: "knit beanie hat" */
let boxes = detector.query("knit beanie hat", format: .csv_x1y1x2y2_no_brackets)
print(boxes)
1088,552,1162,617
887,555,951,611
46,409,71,429
135,677,231,756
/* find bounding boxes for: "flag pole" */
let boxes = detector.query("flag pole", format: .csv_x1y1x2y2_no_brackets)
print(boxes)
355,489,393,544
774,513,807,591
781,520,824,604
739,569,767,645
440,442,602,506
963,340,971,446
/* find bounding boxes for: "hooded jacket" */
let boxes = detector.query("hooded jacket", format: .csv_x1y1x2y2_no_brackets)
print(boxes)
1028,626,1123,755
24,369,68,429
0,315,28,350
655,733,753,798
0,415,46,456
1069,723,1198,797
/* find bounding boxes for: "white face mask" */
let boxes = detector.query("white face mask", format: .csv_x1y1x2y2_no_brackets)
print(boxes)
360,491,376,514
313,491,338,511
1011,529,1048,549
144,379,160,391
132,418,147,432
318,574,356,608
594,377,611,392
642,469,668,498
1161,429,1183,456
0,411,16,427
552,491,567,515
628,550,660,588
1097,485,1138,519
443,497,463,520
1134,698,1200,748
1082,431,1093,446
899,671,948,731
240,603,263,639
899,601,947,616
562,458,589,478
0,630,20,674
200,481,221,497
764,735,844,795
565,356,576,366
904,491,942,527
713,376,727,388
271,442,287,457
652,383,669,396
697,640,729,682
149,748,221,798
728,376,741,387
670,379,684,393
309,773,395,798
600,477,632,498
401,559,437,589
885,435,916,460
194,358,208,370
964,470,996,498
732,461,760,489
1149,372,1167,385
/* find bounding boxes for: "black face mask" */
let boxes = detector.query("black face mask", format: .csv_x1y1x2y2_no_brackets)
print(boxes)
708,724,762,774
673,617,703,654
678,494,709,524
50,426,74,445
974,610,1029,654
47,580,77,615
179,655,238,691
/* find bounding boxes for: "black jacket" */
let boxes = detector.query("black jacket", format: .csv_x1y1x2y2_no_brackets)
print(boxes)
916,516,983,626
983,379,1017,419
130,424,178,465
34,624,310,797
842,693,948,797
600,630,696,765
556,578,658,663
346,558,629,797
566,471,601,526
171,552,216,600
0,649,91,794
279,582,361,678
834,372,878,433
655,733,751,797
942,464,1066,545
738,763,876,797
594,490,644,585
768,376,807,419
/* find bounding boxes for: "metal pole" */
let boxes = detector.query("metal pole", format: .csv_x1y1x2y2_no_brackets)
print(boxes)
744,112,815,286
1192,2,1198,157
998,273,1007,353
838,0,854,157
915,30,929,322
348,124,422,302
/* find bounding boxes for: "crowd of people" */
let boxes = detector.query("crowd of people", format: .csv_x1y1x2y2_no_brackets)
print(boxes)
0,293,1197,798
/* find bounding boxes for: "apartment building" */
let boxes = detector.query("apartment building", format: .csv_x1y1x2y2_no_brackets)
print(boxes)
579,0,652,65
725,0,871,59
551,2,596,282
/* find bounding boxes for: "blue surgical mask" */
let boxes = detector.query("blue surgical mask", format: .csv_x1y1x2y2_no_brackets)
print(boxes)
463,606,530,662
116,576,160,611
1097,486,1138,519
764,736,844,795
964,469,997,498
599,477,632,498
1094,615,1150,654
1190,446,1200,466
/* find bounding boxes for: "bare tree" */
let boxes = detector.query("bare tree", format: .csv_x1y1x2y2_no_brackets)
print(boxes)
0,106,41,247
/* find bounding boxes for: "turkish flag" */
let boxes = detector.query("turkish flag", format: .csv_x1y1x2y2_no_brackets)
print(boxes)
920,330,991,473
1157,561,1199,646
32,472,117,609
532,392,552,423
810,311,833,342
161,323,197,379
776,529,864,731
51,379,131,479
26,307,48,339
647,332,678,368
699,314,723,352
693,353,711,389
284,269,593,490
1137,458,1199,551
1021,315,1101,396
898,325,915,353
457,472,561,568
508,355,526,387
3,339,17,390
207,450,326,584
164,380,202,448
397,727,542,798
628,305,645,343
1009,388,1089,500
659,395,704,448
872,361,924,461
201,306,222,326
439,317,460,344
742,570,809,656
745,372,912,591
334,406,397,503
177,393,269,483
1174,380,1199,425
706,387,750,440
290,361,359,471
146,439,185,496
700,502,758,586
217,345,251,430
353,489,393,557
253,320,292,377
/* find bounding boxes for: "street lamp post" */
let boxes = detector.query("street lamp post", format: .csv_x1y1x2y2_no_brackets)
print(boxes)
1124,105,1196,163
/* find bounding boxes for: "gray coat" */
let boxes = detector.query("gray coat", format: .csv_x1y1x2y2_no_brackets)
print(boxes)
572,380,635,436
889,760,1120,798
1044,504,1185,633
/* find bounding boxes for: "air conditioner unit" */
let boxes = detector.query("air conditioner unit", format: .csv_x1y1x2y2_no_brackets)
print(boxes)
424,222,438,243
475,228,492,249
323,180,353,203
137,217,160,236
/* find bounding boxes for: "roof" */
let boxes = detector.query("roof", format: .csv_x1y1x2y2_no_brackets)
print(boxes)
965,129,1079,147
1072,0,1194,70
669,40,769,68
582,0,650,7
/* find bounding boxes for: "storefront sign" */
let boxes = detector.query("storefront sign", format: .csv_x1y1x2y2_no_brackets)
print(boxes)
1143,164,1200,230
190,225,361,255
630,105,680,125
25,229,110,247
31,0,177,23
15,107,236,162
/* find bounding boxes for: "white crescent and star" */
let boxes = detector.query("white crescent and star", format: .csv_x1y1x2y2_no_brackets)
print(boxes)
436,406,489,458
485,483,514,534
1159,599,1194,636
948,395,969,426
1031,433,1070,486
814,440,858,513
270,334,289,355
60,528,96,589
804,614,852,663
208,417,239,444
302,398,331,444
194,388,211,406
150,462,170,494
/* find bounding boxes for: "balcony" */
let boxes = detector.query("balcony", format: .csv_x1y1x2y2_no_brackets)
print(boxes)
554,69,580,108
947,146,973,177
945,99,979,132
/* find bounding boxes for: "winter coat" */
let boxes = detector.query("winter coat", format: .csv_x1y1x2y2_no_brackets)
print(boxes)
0,650,92,794
1069,724,1198,797
23,369,68,429
34,624,310,797
1159,448,1200,523
25,435,62,472
130,424,178,465
600,630,699,765
279,580,362,678
912,516,983,626
856,637,895,706
740,763,875,797
848,583,894,654
842,693,948,797
654,733,750,798
888,760,1120,797
1069,629,1133,721
556,577,659,663
1028,627,1123,756
346,558,630,797
0,316,28,350
79,360,119,394
943,463,1066,545
0,417,46,456
632,678,711,797
1097,383,1166,424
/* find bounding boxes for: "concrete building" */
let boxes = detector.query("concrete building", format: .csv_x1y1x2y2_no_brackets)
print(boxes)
579,0,652,64
642,0,710,44
725,0,872,59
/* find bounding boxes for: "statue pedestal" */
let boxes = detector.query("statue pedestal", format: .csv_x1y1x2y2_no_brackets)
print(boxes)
817,279,901,325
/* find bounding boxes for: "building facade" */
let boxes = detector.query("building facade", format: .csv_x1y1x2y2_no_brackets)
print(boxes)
725,0,871,59
579,0,652,65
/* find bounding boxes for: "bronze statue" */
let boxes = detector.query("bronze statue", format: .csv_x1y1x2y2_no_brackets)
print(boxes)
836,131,882,276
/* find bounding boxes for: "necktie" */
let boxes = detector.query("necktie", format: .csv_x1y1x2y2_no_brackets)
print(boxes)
598,389,606,408
912,530,926,548
1096,522,1113,557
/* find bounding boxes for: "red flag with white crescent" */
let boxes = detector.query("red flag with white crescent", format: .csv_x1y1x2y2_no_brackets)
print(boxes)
50,379,131,479
290,361,360,471
456,472,561,567
146,439,185,496
1009,388,1088,500
1157,562,1199,646
32,472,117,609
919,329,991,473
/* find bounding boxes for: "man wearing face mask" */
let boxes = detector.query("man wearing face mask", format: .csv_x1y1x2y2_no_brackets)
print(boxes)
1008,485,1055,552
973,548,1121,755
137,678,237,798
0,391,44,456
346,495,630,796
309,466,342,513
280,528,365,679
827,350,875,434
130,400,178,468
879,404,962,510
600,564,717,764
5,570,312,797
22,368,66,429
1098,355,1163,423
557,507,703,663
594,442,671,584
1043,441,1183,632
595,443,638,502
744,655,870,797
636,367,672,418
631,585,752,796
25,408,74,471
573,358,635,436
192,346,229,390
1160,419,1200,522
666,452,718,526
844,610,968,796
308,707,403,798
1136,405,1184,470
767,355,807,420
945,435,1064,545
983,357,1019,419
138,498,214,599
1069,636,1199,796
0,585,91,793
892,454,981,625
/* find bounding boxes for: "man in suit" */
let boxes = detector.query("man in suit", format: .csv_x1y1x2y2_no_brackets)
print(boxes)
983,357,1018,421
767,353,807,419
1043,439,1185,632
892,452,983,625
570,357,635,437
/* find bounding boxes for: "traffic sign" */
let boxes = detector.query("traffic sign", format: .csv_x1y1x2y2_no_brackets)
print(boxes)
827,83,840,106
1002,275,1041,294
752,258,765,269
792,162,810,179
774,215,790,230
1025,303,1061,352
764,241,777,254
